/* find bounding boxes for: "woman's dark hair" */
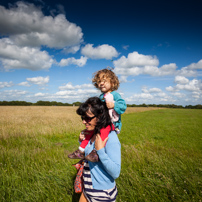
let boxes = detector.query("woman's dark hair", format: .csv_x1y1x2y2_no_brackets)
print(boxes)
76,97,113,134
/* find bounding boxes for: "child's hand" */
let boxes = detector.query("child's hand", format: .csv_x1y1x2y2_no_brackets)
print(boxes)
95,133,109,151
106,101,114,109
79,130,86,142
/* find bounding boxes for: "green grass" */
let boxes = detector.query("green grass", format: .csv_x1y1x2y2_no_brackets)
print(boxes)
0,109,202,201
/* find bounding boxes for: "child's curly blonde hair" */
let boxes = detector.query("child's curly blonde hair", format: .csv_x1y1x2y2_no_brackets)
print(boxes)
92,68,120,91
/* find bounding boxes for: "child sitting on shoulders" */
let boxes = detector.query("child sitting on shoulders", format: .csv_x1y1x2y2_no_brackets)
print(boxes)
68,68,126,162
92,68,127,134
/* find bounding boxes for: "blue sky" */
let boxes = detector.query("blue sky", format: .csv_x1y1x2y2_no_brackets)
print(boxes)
0,0,202,106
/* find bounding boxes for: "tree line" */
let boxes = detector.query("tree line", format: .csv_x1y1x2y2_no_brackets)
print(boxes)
0,100,202,109
0,100,81,106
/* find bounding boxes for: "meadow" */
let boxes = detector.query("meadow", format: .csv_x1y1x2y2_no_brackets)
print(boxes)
0,106,201,201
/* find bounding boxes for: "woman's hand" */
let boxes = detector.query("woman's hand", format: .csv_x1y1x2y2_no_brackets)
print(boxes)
95,133,109,151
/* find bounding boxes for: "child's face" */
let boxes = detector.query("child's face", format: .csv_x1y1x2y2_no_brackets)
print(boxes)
97,75,112,93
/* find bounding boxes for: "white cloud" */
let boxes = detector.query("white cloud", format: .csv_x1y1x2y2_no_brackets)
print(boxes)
59,82,75,90
34,92,46,97
18,81,31,87
122,45,129,50
114,52,159,69
176,68,197,77
0,90,27,100
0,38,54,71
174,76,189,84
126,86,176,104
142,87,162,93
26,76,49,85
58,56,88,67
186,59,202,70
158,63,177,76
81,44,119,60
166,77,202,102
114,51,177,77
171,92,185,98
0,81,14,88
63,45,80,54
59,82,94,90
166,86,177,92
176,79,200,92
0,2,83,48
119,75,128,83
55,82,98,102
176,59,202,77
113,52,178,77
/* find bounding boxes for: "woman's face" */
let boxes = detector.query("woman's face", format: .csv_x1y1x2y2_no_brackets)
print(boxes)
81,109,98,131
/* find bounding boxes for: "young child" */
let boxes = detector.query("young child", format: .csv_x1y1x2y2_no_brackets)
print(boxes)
68,68,126,162
92,68,127,134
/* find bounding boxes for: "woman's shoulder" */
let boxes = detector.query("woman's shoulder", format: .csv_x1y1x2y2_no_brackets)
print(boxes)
108,130,120,144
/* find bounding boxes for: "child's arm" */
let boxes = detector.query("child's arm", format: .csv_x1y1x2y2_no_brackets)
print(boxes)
112,92,127,114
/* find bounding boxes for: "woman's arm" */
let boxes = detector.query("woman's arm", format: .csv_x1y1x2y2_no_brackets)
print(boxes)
95,132,121,179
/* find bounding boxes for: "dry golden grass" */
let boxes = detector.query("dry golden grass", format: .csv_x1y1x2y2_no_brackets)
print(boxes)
0,106,161,138
125,106,162,114
0,106,83,138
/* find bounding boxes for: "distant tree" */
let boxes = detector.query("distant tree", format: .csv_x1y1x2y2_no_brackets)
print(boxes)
72,102,81,106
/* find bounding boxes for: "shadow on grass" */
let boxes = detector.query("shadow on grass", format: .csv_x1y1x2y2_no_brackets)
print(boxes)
72,192,81,202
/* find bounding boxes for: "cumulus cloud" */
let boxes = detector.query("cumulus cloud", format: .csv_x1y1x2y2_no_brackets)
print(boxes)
174,76,189,84
176,59,202,77
59,82,94,90
58,56,88,67
166,86,176,92
0,2,83,48
81,44,119,60
185,59,202,70
126,86,175,104
18,81,31,87
142,87,162,93
63,45,80,54
0,90,27,100
0,81,14,89
171,92,185,98
113,52,177,77
34,92,46,97
0,1,84,71
114,52,159,69
26,76,49,85
176,79,201,92
54,82,98,102
0,38,54,71
166,76,202,99
114,52,178,77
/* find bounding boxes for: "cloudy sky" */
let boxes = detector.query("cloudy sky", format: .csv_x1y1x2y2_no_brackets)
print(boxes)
0,0,202,106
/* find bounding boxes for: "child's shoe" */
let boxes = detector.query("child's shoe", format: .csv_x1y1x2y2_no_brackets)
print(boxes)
85,149,99,162
115,128,120,134
68,149,85,159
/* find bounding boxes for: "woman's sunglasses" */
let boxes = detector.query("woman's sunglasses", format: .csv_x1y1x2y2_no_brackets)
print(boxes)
81,115,96,123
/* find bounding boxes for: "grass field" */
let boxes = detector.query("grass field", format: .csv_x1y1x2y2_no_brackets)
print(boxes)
0,106,202,201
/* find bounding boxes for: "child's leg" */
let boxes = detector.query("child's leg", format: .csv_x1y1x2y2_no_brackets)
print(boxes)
68,131,94,159
85,125,114,162
100,124,115,141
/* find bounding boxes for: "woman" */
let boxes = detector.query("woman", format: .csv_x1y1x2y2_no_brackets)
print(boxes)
76,97,121,202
